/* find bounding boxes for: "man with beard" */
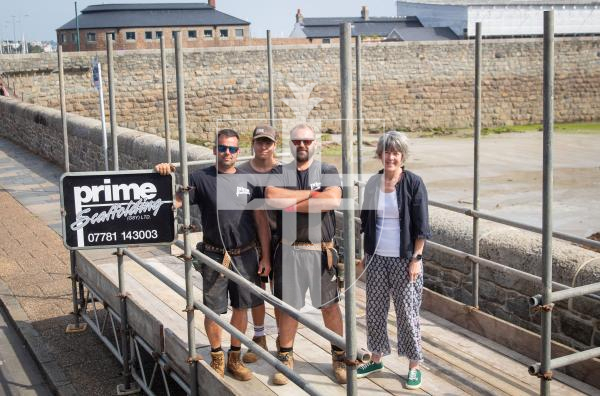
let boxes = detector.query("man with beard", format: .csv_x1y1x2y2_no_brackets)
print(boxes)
236,125,280,363
264,123,346,385
155,129,271,381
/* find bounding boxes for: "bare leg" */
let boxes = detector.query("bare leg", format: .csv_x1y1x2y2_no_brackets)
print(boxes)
278,311,299,348
409,360,419,370
205,317,222,349
230,308,248,348
269,281,281,328
321,302,343,337
250,303,265,330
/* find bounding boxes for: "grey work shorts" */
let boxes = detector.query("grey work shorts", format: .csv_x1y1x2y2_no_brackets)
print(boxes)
272,243,340,310
194,247,263,314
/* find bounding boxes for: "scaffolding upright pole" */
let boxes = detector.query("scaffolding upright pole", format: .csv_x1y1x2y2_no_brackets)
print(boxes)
355,35,363,189
267,30,274,127
58,46,69,172
540,10,555,396
160,36,171,163
107,33,136,395
340,22,357,396
174,31,198,396
107,34,118,170
355,34,364,259
472,22,482,309
59,45,88,335
75,2,80,52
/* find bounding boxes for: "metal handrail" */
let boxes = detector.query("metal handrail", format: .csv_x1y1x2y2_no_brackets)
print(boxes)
529,347,600,375
429,199,600,251
529,282,600,306
428,241,600,303
351,184,600,252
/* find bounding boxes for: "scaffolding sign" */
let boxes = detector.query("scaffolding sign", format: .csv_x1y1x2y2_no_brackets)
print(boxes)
60,170,176,249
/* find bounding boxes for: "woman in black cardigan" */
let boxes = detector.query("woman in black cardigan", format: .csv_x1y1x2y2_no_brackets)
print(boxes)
356,131,431,390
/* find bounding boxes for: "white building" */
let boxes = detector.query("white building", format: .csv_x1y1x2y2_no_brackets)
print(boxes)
397,0,600,38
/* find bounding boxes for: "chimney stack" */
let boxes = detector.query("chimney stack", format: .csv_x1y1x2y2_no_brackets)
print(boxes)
208,0,216,8
361,6,369,20
296,9,304,24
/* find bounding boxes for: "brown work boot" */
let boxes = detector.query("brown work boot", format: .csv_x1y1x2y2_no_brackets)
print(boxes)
243,335,268,363
332,350,347,384
227,350,253,381
210,351,225,377
272,351,294,386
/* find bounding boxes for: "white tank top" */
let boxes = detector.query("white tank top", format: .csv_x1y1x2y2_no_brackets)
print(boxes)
375,190,400,257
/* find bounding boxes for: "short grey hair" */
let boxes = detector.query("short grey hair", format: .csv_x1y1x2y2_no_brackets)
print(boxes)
289,123,316,138
376,131,410,162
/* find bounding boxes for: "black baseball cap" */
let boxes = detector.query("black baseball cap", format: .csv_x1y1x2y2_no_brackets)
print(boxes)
252,125,277,141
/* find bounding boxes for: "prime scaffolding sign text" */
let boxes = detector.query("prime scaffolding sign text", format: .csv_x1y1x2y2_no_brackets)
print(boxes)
60,170,176,249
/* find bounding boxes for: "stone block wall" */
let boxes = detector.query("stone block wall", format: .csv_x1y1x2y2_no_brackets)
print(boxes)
1,37,599,142
0,96,212,172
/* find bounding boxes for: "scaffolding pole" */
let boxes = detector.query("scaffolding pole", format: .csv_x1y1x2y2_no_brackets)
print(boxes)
174,31,199,396
472,22,482,309
340,22,357,396
540,10,554,396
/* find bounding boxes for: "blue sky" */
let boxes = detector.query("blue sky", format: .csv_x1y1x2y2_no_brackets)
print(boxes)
2,0,397,42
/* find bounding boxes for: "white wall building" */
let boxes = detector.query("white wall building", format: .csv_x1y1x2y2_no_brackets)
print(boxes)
397,0,600,38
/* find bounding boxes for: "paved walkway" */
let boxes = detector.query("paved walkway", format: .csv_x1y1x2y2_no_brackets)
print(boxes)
0,304,52,395
0,137,122,395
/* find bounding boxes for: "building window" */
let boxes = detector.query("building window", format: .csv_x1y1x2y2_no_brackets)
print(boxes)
86,32,96,42
155,31,163,39
107,32,115,41
60,33,66,43
203,29,213,39
125,32,136,41
188,30,197,39
71,33,76,42
235,28,244,39
322,38,331,44
219,29,229,39
172,31,180,40
145,31,152,40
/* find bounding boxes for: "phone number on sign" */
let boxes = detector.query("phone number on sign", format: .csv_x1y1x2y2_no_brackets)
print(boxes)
86,230,159,243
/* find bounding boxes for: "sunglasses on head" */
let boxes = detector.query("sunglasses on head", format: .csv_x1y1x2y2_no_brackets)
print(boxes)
291,139,314,146
217,145,240,154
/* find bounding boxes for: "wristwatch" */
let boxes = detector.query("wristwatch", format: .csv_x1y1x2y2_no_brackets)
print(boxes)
412,254,423,261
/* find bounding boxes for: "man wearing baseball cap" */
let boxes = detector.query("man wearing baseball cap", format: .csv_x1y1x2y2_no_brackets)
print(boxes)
237,125,280,363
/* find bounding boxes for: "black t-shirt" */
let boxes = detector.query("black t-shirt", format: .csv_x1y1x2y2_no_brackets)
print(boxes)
189,166,260,249
237,160,278,233
268,160,341,243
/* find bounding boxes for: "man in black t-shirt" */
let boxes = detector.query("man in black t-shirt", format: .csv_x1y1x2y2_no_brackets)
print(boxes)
155,129,271,382
264,123,347,385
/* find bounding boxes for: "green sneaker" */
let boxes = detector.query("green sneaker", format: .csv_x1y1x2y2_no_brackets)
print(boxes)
356,360,383,378
406,368,422,390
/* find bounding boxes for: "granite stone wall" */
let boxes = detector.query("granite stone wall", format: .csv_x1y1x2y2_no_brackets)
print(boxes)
0,97,212,172
1,37,599,142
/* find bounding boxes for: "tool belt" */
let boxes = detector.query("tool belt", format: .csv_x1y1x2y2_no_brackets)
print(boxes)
280,239,337,270
202,241,256,274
